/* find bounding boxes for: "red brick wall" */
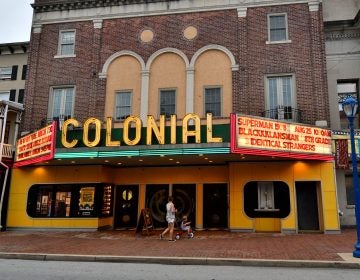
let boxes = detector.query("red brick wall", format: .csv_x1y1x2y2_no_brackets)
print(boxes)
23,3,329,131
239,4,329,124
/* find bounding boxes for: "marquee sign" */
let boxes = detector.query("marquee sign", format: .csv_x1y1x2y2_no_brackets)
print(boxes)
230,114,333,160
14,122,56,167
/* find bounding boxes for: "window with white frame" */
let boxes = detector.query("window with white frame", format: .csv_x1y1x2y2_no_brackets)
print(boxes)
49,87,74,121
0,67,12,80
0,91,10,101
58,30,75,56
115,91,132,120
159,89,176,118
204,87,221,117
268,14,289,42
266,75,295,120
257,182,275,210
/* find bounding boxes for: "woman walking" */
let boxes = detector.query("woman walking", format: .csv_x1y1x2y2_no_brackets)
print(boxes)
160,196,177,242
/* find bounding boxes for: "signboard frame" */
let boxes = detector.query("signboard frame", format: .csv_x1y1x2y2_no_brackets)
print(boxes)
14,121,57,167
230,114,334,161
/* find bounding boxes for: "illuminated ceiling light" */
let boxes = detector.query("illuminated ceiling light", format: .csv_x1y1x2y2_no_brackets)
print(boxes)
71,161,76,164
139,159,143,162
241,156,246,160
169,158,174,161
176,161,180,164
105,160,109,163
160,155,165,157
127,156,132,158
204,157,208,160
117,162,122,165
57,159,62,161
198,154,204,157
209,160,213,163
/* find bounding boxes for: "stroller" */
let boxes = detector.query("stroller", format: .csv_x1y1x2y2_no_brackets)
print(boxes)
175,215,194,240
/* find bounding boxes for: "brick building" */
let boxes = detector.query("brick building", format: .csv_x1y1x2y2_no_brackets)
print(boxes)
6,0,340,233
23,0,330,131
324,0,360,227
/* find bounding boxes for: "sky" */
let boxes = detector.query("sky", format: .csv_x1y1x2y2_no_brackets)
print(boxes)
0,0,33,44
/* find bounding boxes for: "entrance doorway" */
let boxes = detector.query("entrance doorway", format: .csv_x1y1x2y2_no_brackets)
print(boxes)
145,184,196,228
203,183,228,229
295,181,321,231
114,185,139,229
173,184,196,227
146,184,168,228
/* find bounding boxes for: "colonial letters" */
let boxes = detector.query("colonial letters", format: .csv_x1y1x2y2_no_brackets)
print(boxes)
61,113,223,148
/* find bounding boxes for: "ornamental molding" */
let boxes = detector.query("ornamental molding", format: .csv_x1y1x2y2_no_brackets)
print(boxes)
32,24,42,34
33,0,314,13
237,7,247,18
325,31,360,41
32,0,317,24
93,19,103,29
308,0,320,12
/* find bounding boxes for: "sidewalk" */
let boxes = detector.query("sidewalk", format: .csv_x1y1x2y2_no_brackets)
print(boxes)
0,228,359,268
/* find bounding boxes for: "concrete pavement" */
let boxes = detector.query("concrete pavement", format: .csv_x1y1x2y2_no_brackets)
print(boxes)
0,228,359,268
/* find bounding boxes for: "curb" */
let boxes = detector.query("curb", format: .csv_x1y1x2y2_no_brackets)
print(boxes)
0,253,359,269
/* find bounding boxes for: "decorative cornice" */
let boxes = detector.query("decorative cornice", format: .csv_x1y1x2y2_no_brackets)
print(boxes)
332,130,360,137
325,31,360,41
31,1,320,27
32,0,313,14
0,42,29,55
32,0,179,13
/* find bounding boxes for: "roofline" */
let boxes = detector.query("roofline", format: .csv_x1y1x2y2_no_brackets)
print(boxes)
31,0,318,14
0,42,30,48
32,0,179,13
0,100,24,112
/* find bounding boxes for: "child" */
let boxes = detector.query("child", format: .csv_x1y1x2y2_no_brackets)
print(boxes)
180,215,192,237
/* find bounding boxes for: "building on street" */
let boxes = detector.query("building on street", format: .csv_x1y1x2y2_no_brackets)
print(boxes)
324,0,360,227
5,0,340,234
0,42,27,229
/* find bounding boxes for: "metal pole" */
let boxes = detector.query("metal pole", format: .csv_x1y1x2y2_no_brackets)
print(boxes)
0,163,9,230
348,116,360,257
0,104,9,230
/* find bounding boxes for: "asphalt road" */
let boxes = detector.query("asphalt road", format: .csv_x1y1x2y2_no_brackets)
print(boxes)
0,259,359,280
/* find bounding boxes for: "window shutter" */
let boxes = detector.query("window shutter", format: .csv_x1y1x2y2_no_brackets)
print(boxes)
18,89,24,104
11,65,18,80
22,65,27,80
9,89,16,101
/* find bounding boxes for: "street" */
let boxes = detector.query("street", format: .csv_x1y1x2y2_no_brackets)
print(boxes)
0,259,358,280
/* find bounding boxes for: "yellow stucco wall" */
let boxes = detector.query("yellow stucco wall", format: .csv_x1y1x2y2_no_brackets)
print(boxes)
148,53,186,118
103,48,232,129
105,55,142,123
194,50,232,118
7,161,339,232
229,161,339,232
7,165,228,229
7,166,113,229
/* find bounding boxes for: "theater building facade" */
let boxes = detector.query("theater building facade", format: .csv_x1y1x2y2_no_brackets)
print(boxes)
5,0,340,233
